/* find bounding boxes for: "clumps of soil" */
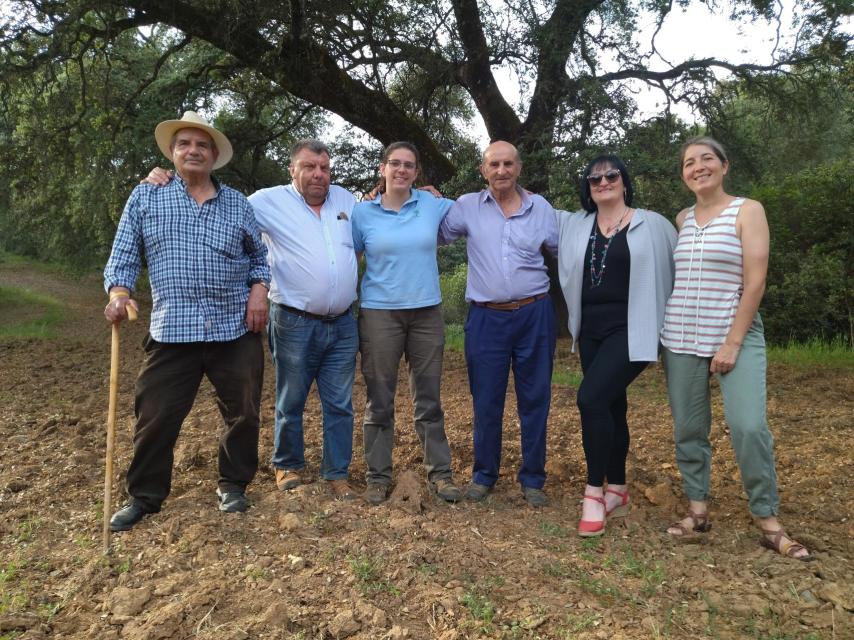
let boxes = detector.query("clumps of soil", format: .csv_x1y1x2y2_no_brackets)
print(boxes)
0,262,851,639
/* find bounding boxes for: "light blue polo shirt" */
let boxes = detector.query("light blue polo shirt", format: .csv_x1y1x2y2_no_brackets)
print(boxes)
351,189,453,309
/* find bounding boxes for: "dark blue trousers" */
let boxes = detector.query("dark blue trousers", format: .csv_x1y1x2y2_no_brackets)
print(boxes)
464,296,556,489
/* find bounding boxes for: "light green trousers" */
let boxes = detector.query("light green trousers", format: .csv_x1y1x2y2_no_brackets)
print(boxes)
663,315,779,517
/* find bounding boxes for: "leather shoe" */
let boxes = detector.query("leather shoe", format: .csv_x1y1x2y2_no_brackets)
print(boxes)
363,483,388,505
523,486,548,508
109,502,152,532
328,479,357,501
464,482,492,502
433,478,463,503
217,488,249,513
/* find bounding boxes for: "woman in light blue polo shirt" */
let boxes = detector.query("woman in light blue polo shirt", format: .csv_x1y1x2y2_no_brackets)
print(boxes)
351,142,462,505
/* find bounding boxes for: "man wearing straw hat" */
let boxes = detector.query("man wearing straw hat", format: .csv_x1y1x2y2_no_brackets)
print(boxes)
104,111,271,531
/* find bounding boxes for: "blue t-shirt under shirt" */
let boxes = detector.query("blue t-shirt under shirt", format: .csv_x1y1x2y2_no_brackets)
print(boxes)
351,189,453,309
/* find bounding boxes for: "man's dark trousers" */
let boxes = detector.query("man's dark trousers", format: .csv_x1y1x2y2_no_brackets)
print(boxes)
126,331,263,511
464,295,556,490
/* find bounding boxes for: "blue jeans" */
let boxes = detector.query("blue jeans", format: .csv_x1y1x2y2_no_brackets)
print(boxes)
268,304,358,480
464,296,556,489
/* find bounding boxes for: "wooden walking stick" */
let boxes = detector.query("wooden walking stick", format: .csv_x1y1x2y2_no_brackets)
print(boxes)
103,303,137,555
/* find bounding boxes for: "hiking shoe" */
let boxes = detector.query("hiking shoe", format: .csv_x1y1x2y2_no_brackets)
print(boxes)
433,478,463,503
464,482,492,502
328,479,357,501
217,488,249,513
275,468,302,491
522,486,548,508
363,483,388,505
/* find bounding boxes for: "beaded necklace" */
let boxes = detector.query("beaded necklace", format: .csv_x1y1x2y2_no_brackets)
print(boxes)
588,207,629,288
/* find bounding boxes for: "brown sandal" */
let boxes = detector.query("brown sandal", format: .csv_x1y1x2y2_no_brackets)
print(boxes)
667,510,712,537
759,528,814,562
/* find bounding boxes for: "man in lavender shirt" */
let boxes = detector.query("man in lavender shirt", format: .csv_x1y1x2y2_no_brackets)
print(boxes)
440,141,558,507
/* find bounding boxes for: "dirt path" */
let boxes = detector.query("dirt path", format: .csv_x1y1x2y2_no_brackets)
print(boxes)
0,260,851,640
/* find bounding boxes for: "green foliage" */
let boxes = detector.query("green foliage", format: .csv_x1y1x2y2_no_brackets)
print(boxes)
753,160,852,344
437,238,468,275
0,24,322,268
704,64,854,189
439,262,468,325
445,324,465,352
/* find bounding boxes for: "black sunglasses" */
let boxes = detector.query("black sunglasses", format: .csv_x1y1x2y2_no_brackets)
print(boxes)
586,169,622,185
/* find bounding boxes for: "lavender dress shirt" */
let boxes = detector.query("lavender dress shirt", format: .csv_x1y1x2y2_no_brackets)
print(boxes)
439,188,558,303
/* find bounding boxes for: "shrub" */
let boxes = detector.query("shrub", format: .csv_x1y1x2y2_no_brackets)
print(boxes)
440,262,468,325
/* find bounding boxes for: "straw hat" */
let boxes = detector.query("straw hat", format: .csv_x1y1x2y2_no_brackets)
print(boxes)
154,111,233,170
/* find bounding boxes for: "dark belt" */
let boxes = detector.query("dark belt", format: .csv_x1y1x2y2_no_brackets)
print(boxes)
275,303,350,322
472,293,549,311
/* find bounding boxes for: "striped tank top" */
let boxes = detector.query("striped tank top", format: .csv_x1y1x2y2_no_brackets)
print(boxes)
661,198,745,356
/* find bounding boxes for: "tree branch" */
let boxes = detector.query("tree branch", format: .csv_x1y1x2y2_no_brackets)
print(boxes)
122,0,456,182
450,0,521,141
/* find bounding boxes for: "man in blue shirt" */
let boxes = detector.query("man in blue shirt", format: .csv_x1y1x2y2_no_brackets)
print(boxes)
248,141,359,500
104,112,271,530
440,141,558,507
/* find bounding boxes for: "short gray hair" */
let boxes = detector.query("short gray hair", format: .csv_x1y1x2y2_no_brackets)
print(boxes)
290,139,330,160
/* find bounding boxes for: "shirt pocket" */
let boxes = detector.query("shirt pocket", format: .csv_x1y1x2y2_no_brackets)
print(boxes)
140,209,167,258
203,221,244,260
509,225,543,258
338,218,354,249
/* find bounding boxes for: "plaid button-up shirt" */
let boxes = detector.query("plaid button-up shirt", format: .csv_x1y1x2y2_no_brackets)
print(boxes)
104,176,270,343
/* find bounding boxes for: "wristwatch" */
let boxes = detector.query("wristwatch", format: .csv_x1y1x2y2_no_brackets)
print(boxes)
249,278,270,290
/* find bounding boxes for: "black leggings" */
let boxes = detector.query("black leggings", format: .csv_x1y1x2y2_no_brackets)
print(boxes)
577,328,648,487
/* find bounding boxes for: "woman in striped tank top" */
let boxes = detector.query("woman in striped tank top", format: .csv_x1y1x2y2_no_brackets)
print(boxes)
661,136,812,561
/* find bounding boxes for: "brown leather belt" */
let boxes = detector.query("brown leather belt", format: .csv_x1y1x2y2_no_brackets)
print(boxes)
276,303,350,322
472,293,548,311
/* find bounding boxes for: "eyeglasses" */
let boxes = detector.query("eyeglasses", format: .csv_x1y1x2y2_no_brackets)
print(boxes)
385,159,417,170
586,169,621,185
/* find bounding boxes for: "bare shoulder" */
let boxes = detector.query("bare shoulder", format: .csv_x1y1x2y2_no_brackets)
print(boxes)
738,198,767,220
674,207,691,230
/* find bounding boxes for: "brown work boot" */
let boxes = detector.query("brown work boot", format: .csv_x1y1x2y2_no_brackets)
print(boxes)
432,478,463,503
328,479,357,501
275,468,302,491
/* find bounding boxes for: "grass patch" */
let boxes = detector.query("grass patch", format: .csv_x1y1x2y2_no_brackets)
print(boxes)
0,251,72,275
0,286,63,340
552,367,582,387
460,588,496,630
538,520,569,538
347,553,400,595
767,336,852,369
445,323,465,352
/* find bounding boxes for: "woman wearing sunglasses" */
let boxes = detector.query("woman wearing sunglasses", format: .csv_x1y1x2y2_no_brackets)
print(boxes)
556,155,677,536
350,142,462,505
661,137,811,560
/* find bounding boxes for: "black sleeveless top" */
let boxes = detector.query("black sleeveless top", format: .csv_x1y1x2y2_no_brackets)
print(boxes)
581,223,630,337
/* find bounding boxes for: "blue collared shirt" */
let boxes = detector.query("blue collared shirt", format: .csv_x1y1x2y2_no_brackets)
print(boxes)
248,184,358,316
104,176,270,343
439,187,558,302
351,189,453,309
